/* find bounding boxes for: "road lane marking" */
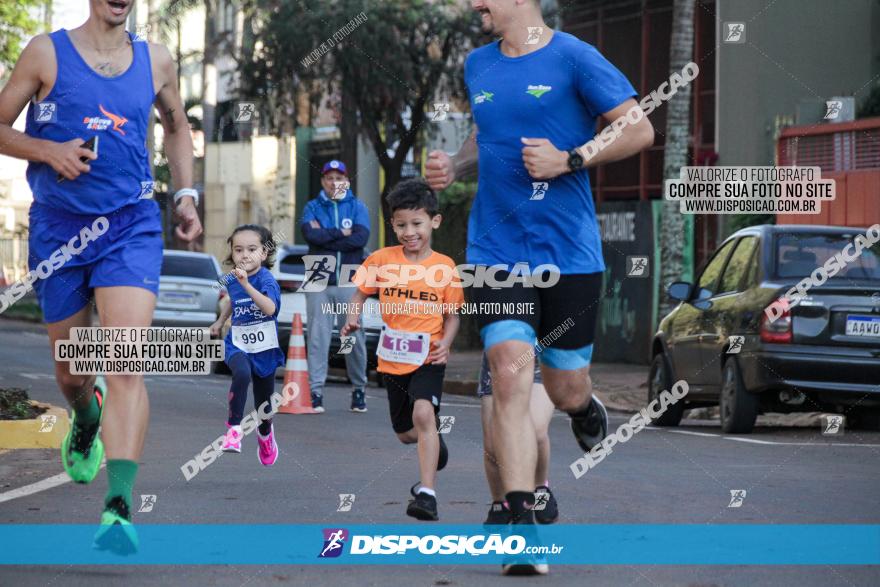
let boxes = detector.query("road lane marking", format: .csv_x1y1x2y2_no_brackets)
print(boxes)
19,373,54,380
659,429,719,438
647,427,880,447
0,464,105,504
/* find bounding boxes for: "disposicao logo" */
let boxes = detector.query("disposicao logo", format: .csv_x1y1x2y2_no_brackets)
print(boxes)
83,104,128,135
318,528,348,558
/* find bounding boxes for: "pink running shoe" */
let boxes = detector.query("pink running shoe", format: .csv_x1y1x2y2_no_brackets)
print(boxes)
257,425,278,466
221,425,242,453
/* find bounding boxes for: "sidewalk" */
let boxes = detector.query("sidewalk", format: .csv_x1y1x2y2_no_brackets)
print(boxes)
1,316,825,426
442,354,824,425
443,350,649,413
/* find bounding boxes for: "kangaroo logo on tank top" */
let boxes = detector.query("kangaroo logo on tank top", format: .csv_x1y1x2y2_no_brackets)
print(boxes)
82,104,128,135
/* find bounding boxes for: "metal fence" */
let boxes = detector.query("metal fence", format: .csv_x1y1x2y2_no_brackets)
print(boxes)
777,118,880,227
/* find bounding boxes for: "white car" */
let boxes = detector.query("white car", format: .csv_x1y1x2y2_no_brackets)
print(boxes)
153,251,224,327
271,244,382,371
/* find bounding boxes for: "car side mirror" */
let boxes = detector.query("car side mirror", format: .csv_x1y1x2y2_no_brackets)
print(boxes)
669,282,714,310
667,281,693,301
692,287,713,310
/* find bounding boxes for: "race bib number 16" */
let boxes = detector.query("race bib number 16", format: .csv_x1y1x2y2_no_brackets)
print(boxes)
377,325,429,366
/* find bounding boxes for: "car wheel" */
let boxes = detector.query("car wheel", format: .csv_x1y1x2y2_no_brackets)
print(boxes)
647,352,684,426
719,358,758,434
848,408,880,431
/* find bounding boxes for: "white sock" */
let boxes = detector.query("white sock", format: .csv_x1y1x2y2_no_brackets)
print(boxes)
418,487,436,497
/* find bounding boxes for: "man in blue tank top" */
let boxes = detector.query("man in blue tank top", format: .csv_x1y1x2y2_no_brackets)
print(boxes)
0,0,201,554
426,0,654,575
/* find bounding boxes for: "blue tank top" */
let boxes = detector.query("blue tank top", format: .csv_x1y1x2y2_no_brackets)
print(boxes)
25,29,155,215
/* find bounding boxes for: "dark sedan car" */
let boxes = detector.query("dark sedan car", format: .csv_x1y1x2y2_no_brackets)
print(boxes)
650,224,880,433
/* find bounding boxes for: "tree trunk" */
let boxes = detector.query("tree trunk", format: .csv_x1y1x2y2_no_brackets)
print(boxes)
380,156,403,247
201,0,217,142
340,85,358,176
658,0,695,318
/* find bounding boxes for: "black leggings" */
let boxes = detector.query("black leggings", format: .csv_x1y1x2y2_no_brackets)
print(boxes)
226,353,275,435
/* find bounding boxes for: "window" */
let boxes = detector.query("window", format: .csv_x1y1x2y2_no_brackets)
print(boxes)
718,237,758,294
776,233,880,281
161,256,219,280
743,242,761,288
697,239,735,296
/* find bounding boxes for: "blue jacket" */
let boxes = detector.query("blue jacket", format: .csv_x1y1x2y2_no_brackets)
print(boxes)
300,189,371,286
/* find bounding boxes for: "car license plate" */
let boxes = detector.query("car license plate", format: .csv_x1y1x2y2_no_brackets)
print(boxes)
845,315,880,338
159,291,197,306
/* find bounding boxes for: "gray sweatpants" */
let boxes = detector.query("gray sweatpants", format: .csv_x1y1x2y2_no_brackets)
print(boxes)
305,285,367,397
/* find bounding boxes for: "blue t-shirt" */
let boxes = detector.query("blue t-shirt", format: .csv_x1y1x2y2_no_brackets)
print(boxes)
25,30,155,215
223,267,285,377
464,31,637,274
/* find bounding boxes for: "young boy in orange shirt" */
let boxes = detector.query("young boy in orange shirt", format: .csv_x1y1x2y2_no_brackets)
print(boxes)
342,178,463,521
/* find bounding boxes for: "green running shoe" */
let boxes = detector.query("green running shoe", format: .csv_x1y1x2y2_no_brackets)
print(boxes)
61,376,105,484
93,496,138,555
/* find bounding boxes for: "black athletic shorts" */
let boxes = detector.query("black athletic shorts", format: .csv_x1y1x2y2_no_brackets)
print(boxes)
382,363,445,434
469,272,603,370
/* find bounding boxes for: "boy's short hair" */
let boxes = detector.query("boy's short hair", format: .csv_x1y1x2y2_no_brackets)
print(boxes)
386,177,439,217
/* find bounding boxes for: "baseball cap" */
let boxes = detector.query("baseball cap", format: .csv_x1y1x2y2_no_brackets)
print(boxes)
322,160,347,175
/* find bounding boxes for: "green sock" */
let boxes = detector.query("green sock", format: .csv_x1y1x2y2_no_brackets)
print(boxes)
105,459,139,511
74,387,101,427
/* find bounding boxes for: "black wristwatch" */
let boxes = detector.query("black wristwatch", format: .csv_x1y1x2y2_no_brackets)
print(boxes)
567,148,585,172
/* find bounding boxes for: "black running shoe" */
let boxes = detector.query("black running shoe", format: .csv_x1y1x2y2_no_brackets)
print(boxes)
483,501,511,525
533,486,559,525
350,388,367,412
501,517,548,575
570,395,608,453
406,491,439,521
437,433,448,471
502,560,549,576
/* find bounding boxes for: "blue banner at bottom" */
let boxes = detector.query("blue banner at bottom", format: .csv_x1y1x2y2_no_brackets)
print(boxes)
1,524,878,565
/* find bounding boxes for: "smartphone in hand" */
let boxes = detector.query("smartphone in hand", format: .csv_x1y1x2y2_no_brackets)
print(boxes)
57,135,98,183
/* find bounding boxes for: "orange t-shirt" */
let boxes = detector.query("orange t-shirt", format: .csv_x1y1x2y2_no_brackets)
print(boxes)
355,246,464,375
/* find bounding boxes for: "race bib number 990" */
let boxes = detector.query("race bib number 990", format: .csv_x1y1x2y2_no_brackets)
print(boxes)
232,321,278,354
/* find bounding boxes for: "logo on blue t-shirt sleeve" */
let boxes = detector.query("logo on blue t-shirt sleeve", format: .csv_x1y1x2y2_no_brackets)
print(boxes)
34,102,57,123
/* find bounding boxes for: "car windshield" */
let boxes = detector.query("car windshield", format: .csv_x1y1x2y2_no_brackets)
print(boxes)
160,255,219,280
279,253,306,276
776,233,880,280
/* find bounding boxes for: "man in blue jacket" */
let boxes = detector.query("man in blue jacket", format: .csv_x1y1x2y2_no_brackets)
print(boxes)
301,160,370,412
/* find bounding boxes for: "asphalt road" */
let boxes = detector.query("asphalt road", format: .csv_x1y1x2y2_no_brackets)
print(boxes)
1,319,879,586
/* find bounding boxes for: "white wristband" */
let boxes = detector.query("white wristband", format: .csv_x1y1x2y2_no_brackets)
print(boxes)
173,188,199,207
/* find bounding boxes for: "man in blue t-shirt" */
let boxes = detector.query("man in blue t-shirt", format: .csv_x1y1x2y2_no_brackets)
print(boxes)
426,0,654,574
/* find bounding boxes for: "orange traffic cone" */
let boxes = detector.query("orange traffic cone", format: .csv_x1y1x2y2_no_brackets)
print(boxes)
278,312,316,414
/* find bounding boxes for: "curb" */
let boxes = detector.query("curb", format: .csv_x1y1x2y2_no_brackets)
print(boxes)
0,316,48,335
443,380,477,398
0,402,69,449
441,379,643,415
